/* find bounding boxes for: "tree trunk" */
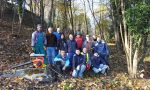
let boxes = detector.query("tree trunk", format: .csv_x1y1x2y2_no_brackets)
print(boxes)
110,1,122,51
40,0,44,27
29,0,36,29
63,0,68,29
82,0,88,34
87,0,101,30
69,0,74,34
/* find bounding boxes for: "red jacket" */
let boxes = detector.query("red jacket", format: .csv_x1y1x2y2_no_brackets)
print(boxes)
75,36,83,49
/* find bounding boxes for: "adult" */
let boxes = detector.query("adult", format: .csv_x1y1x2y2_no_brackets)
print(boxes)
91,53,108,74
31,24,46,54
82,35,93,55
57,33,68,53
67,34,77,67
46,27,57,64
92,35,97,42
53,28,62,55
93,36,109,65
31,24,47,64
75,33,83,51
54,49,70,75
53,28,62,40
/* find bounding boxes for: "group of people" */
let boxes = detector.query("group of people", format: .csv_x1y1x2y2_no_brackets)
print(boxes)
31,24,109,78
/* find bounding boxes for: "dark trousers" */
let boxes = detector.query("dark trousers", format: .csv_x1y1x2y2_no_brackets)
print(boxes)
55,61,70,75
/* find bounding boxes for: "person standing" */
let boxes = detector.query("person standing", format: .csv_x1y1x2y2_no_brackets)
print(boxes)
53,28,62,40
82,35,93,55
31,24,47,53
46,27,57,65
53,28,62,55
67,34,77,67
75,33,83,51
31,24,47,63
57,33,68,53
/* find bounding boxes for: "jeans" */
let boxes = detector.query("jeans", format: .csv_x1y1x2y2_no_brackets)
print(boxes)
93,64,108,74
47,47,56,64
72,65,86,78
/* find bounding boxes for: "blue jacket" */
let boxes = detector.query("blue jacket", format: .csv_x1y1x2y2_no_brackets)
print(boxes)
53,32,61,40
54,54,70,67
91,55,106,68
67,40,77,53
93,41,109,56
73,54,85,69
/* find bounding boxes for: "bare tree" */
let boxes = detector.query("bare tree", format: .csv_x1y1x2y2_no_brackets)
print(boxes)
82,0,89,34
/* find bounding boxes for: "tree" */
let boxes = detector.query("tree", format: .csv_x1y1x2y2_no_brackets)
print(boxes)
40,0,44,27
81,0,89,34
17,0,25,34
110,0,150,78
110,0,122,51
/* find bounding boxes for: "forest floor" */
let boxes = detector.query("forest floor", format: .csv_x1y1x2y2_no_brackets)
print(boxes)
0,18,150,90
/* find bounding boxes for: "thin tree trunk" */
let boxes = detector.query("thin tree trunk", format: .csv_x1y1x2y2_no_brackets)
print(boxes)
87,0,101,30
82,0,88,34
40,0,44,27
63,0,68,29
48,0,54,27
0,0,4,19
12,4,17,34
30,0,36,29
69,0,74,34
132,37,142,78
110,1,122,51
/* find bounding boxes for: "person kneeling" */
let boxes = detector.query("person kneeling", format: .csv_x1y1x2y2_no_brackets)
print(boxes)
54,49,70,75
72,49,86,78
91,53,108,74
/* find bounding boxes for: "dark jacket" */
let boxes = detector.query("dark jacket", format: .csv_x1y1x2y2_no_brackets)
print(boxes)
67,40,77,53
91,55,106,68
93,41,109,56
57,39,67,52
73,54,85,69
81,52,90,64
46,33,57,47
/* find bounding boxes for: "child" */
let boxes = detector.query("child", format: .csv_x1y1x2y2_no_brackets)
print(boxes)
72,49,86,78
81,48,91,70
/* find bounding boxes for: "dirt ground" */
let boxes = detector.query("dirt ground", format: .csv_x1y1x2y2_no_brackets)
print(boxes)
0,18,150,90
